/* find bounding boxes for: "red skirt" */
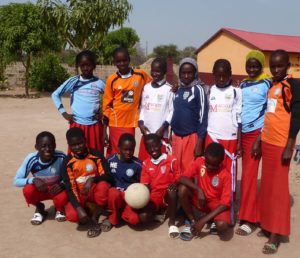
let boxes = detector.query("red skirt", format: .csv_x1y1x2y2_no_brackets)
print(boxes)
70,122,103,153
138,136,169,161
172,133,198,173
258,141,291,236
238,129,261,223
106,127,135,157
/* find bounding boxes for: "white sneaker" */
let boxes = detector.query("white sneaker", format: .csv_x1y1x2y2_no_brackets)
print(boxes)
55,211,66,222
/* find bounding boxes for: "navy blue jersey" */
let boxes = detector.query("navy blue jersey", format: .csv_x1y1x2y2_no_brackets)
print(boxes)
107,154,142,191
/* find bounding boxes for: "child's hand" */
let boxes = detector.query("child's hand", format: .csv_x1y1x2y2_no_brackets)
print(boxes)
155,126,165,139
236,146,242,158
139,124,150,135
251,137,261,159
93,112,103,121
197,188,205,208
170,84,178,93
102,130,109,147
81,177,94,196
194,141,203,158
62,112,74,123
76,206,89,224
192,218,206,236
281,147,293,165
168,183,177,192
49,183,63,195
33,178,48,193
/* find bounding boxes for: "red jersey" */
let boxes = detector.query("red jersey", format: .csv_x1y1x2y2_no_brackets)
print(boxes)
183,157,231,207
140,154,180,193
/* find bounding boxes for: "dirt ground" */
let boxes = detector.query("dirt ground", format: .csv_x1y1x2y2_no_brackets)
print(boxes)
1,94,300,258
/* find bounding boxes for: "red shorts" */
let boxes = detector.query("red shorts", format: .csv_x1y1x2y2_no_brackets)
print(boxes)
150,189,168,210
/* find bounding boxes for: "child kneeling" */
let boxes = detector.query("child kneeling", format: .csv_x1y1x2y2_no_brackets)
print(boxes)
178,142,232,240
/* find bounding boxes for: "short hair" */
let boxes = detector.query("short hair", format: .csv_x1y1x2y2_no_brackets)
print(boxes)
66,127,85,141
144,133,161,145
205,142,225,160
75,50,97,67
112,47,130,61
270,49,290,63
152,57,167,74
118,133,136,147
36,131,55,144
212,59,232,74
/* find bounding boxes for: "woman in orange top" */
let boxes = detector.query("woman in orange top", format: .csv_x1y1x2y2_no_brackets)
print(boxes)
252,50,300,254
102,48,151,157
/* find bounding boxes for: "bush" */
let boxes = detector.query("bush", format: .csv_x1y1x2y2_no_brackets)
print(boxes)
29,53,69,92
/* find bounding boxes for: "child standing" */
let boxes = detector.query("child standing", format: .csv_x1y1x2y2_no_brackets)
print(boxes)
236,50,271,236
14,131,68,225
254,50,300,254
102,47,151,157
52,50,105,152
205,59,242,205
171,57,208,173
106,133,142,229
178,143,231,240
62,128,113,238
138,57,174,161
140,134,180,238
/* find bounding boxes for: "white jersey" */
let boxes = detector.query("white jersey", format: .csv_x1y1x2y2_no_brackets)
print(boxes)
139,81,174,138
207,85,242,140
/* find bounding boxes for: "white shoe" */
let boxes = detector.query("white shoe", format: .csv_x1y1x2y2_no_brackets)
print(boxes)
55,211,66,222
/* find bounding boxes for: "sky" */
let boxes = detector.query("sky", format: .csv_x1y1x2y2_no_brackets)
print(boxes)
1,0,300,53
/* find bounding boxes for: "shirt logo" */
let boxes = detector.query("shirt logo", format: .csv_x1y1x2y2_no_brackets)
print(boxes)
50,167,57,174
225,93,232,100
160,166,166,174
133,81,139,87
126,168,134,177
117,86,123,90
183,92,189,100
111,168,116,173
200,167,206,177
274,88,281,96
86,163,94,173
252,87,259,93
210,96,216,101
110,162,118,169
211,176,219,187
157,94,164,102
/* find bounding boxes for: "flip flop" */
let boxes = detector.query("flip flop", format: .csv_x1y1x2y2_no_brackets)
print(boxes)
209,222,218,235
55,211,66,222
262,242,279,254
31,211,47,225
179,226,193,241
100,219,113,232
168,225,180,239
235,223,255,236
87,223,101,238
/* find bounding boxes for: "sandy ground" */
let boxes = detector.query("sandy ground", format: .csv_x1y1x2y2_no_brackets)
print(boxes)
1,95,300,258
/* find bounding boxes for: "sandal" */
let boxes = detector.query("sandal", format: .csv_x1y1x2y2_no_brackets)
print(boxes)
262,242,279,254
55,211,66,222
180,221,193,241
209,222,218,235
168,225,180,239
100,219,113,232
31,211,47,225
87,223,101,238
235,223,255,236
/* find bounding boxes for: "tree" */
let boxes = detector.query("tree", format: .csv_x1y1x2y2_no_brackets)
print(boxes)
130,42,147,66
180,46,197,60
0,3,62,96
98,27,139,64
152,44,180,64
38,0,133,52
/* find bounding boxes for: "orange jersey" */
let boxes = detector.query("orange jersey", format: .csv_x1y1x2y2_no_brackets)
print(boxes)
62,149,112,207
103,69,151,128
262,76,292,147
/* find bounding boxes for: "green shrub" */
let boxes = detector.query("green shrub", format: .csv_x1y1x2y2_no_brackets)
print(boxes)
29,53,69,92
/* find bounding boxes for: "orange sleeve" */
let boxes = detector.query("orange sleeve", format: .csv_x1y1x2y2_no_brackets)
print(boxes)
140,162,150,185
103,75,116,119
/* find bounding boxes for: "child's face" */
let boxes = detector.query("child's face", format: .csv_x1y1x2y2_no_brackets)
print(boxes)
204,154,222,172
145,139,162,160
68,136,88,158
270,54,290,82
213,66,231,88
119,140,135,162
35,136,56,163
78,56,95,79
179,63,195,86
151,62,165,83
246,58,262,79
114,52,130,75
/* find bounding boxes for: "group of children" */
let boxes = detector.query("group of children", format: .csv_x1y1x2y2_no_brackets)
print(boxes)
14,47,300,255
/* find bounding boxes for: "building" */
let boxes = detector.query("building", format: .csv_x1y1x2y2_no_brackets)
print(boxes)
195,27,300,85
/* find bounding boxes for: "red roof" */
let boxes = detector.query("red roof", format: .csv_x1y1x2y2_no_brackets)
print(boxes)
196,27,300,54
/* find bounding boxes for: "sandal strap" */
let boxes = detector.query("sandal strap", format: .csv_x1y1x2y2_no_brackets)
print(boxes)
239,224,252,234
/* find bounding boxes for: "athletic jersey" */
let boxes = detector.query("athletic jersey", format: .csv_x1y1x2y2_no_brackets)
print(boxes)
107,154,142,191
207,85,242,140
52,75,105,125
139,80,174,138
140,154,180,194
14,150,66,187
183,157,231,207
240,79,271,133
262,75,300,147
171,84,208,139
103,69,151,128
62,149,112,208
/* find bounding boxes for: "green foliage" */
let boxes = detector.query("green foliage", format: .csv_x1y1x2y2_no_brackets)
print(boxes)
152,44,181,64
38,0,133,52
180,46,197,60
98,27,140,64
29,53,69,92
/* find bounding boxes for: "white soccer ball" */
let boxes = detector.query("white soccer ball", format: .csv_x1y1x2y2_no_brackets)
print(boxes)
125,183,150,209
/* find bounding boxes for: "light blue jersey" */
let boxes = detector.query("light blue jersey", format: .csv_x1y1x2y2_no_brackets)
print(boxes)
14,151,66,187
52,75,105,125
240,79,271,133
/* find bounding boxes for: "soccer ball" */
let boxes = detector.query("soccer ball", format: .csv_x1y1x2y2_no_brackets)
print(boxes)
125,183,150,209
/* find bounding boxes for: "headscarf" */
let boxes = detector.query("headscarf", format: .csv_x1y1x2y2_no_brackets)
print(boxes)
179,57,205,87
